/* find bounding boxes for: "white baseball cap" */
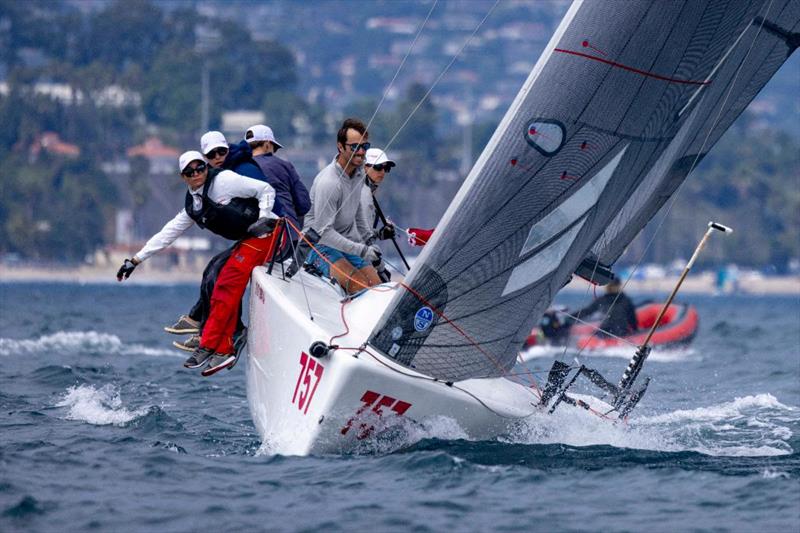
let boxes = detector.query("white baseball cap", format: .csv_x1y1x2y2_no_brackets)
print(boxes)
365,148,396,167
244,124,283,150
178,150,206,172
200,131,228,155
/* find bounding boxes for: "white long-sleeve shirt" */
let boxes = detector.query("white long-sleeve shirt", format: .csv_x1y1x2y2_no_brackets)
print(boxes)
134,169,277,262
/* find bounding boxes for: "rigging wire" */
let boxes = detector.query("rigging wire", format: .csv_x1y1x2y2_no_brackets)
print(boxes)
381,0,501,155
320,0,438,222
361,0,439,141
322,0,499,228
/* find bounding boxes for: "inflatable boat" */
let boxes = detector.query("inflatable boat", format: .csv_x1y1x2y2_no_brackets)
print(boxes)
525,302,699,350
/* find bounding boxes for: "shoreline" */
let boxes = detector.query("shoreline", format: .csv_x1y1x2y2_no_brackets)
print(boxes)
1,264,799,295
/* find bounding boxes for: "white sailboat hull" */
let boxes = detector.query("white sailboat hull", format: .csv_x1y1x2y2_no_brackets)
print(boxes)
246,266,610,456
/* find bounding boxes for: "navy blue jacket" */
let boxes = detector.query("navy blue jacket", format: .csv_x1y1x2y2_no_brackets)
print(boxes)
253,153,310,239
224,141,284,217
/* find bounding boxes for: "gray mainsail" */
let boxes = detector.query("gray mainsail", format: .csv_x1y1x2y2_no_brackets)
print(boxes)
368,0,800,382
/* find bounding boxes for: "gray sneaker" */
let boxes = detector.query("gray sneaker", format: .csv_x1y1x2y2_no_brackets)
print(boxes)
201,354,237,377
184,346,215,369
173,334,200,353
165,315,200,335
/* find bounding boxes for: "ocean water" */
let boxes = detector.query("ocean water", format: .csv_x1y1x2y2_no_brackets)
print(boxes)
1,282,798,532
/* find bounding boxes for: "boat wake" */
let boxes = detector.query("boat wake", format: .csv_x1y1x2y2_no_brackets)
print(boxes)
324,393,797,459
55,384,151,426
0,330,179,358
509,392,797,458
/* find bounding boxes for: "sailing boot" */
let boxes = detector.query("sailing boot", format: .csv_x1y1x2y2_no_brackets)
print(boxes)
165,315,200,335
173,334,200,353
184,346,215,369
201,353,237,377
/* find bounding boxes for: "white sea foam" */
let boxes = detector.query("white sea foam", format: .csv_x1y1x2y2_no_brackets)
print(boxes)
761,468,791,479
0,331,180,358
639,394,796,424
519,344,698,363
513,393,798,457
56,384,149,426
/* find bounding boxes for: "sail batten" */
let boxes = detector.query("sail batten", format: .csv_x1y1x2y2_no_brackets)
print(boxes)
368,0,799,382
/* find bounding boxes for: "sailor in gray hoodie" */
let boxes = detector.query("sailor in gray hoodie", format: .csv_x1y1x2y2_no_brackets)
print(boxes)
303,118,381,294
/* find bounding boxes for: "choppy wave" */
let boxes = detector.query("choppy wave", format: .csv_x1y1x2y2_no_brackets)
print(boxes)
0,331,180,358
520,344,699,362
56,384,150,426
508,393,797,458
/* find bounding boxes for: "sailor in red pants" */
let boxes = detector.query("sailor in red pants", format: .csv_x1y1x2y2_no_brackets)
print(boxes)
199,227,281,374
116,150,282,376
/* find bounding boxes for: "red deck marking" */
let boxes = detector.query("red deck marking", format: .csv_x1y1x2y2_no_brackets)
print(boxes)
340,390,381,435
305,362,325,415
391,401,412,416
371,395,397,416
292,352,325,415
580,141,588,150
291,352,308,404
554,48,709,85
510,158,518,166
340,391,413,439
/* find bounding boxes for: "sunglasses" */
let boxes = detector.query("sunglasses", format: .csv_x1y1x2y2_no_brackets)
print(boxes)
371,164,392,173
344,142,370,152
182,162,207,177
205,147,228,159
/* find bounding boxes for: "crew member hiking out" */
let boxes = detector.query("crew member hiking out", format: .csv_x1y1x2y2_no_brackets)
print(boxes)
165,131,284,354
302,118,381,294
116,150,282,376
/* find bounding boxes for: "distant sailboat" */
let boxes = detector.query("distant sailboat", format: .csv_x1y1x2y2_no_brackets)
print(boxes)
246,0,800,455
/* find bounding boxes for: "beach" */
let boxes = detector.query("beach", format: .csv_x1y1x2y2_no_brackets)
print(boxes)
1,263,798,295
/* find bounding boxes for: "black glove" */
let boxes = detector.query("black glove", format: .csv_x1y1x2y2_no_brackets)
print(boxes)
286,228,321,278
248,217,278,237
372,258,391,283
376,265,391,283
376,223,395,241
116,258,138,281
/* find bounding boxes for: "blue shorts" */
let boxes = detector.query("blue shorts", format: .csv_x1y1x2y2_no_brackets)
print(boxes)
307,244,369,278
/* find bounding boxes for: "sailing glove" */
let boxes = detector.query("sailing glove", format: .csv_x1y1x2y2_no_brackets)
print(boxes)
360,244,381,263
248,217,278,238
376,262,391,283
116,258,138,281
376,223,395,241
373,258,391,282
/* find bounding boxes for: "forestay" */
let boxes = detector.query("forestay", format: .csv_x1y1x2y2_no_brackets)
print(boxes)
368,0,800,382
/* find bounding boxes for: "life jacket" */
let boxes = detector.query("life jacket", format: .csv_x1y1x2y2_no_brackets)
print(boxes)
185,168,260,241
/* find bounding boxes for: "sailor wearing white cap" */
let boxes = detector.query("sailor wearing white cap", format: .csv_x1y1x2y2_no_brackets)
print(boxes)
361,148,398,282
116,150,281,377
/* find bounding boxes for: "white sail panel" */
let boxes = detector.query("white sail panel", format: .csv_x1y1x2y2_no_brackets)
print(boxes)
519,145,628,257
503,218,586,297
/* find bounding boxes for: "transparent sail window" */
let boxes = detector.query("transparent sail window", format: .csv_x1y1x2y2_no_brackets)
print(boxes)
524,120,566,156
